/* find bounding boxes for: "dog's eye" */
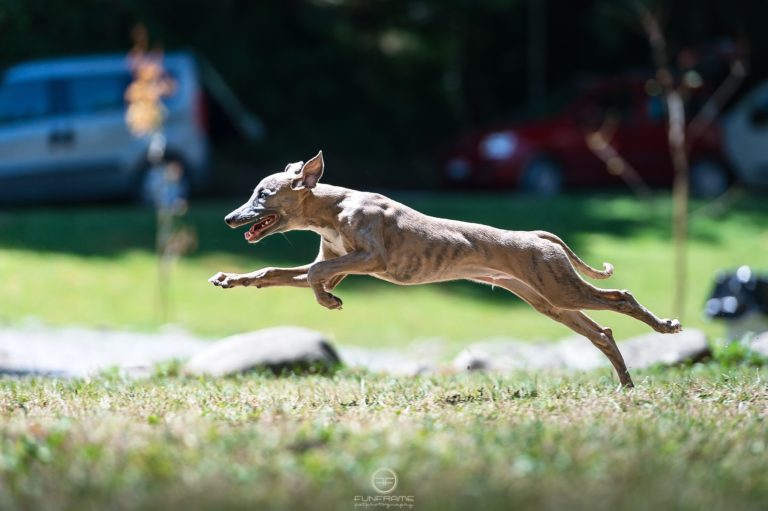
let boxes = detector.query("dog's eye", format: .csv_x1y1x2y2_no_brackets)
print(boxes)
257,189,269,200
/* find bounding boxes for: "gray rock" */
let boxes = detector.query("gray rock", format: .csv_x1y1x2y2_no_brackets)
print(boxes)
620,329,710,369
549,337,607,370
724,313,768,343
452,329,710,373
748,331,768,357
453,337,605,372
0,322,712,380
339,346,437,375
0,324,206,377
183,326,340,377
452,348,492,371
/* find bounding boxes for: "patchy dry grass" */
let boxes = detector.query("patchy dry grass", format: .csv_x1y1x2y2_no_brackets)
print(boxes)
1,192,767,509
1,364,766,511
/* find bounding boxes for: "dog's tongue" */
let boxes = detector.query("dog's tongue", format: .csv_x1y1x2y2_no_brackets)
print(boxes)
244,225,258,240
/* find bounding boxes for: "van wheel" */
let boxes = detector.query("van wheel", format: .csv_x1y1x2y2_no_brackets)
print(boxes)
521,158,563,196
135,160,191,207
690,160,730,198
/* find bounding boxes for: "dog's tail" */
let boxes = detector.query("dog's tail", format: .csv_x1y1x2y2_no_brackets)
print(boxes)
534,231,614,279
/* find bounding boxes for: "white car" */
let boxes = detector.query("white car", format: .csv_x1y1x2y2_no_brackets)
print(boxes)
0,52,223,203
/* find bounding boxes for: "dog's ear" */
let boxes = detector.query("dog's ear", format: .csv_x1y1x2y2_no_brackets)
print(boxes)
284,161,304,175
291,150,324,190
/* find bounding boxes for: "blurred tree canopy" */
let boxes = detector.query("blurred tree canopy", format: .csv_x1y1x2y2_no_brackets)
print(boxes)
0,0,764,187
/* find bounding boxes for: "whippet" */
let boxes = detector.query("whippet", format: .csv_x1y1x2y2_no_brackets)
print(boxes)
210,151,682,387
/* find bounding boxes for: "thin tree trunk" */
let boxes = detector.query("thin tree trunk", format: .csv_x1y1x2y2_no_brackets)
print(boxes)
642,11,689,320
666,91,688,318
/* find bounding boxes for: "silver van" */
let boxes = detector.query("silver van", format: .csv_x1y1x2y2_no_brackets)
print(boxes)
0,52,211,203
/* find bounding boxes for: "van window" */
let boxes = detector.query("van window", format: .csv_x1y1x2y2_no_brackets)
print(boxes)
0,81,51,124
65,74,132,115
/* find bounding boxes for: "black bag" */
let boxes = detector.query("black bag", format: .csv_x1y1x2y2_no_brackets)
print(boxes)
704,266,768,319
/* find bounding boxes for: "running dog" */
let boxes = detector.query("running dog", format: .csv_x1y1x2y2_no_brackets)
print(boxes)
210,151,682,387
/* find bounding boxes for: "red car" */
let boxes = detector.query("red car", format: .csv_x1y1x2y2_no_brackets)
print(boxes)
443,75,731,196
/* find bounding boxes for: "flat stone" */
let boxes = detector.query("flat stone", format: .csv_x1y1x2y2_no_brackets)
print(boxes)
724,313,768,343
453,329,710,372
748,331,768,357
183,326,340,377
0,323,712,380
452,348,492,371
340,346,436,375
620,329,710,369
0,324,206,377
452,337,605,372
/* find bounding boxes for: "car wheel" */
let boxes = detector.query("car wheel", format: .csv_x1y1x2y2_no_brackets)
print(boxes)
521,158,563,196
136,159,191,207
690,160,730,198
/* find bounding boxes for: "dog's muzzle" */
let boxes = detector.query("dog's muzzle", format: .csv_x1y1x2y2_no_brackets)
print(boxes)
224,205,257,228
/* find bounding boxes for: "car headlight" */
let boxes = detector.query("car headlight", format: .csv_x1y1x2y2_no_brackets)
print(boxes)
480,132,518,160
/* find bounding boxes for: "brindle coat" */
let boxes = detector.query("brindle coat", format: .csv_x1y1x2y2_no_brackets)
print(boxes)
209,151,682,387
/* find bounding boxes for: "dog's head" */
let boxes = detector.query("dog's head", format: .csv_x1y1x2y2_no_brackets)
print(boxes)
224,151,325,243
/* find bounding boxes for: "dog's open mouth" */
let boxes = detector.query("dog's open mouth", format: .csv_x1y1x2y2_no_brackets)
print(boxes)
244,214,279,242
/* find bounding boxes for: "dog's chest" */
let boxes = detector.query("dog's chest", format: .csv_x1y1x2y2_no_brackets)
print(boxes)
318,229,350,256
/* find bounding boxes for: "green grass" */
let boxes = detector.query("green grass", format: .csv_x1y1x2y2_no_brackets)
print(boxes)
1,191,766,348
1,365,766,511
1,192,767,510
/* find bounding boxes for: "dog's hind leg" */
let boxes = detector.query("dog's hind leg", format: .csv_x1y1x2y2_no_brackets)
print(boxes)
595,287,681,334
473,277,634,387
552,282,681,335
508,256,681,335
562,312,633,388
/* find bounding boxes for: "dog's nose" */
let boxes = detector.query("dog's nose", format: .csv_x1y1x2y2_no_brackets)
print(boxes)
224,205,256,228
224,211,239,227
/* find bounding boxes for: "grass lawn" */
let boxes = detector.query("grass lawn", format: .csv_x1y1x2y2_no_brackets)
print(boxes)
1,191,766,349
1,365,766,511
1,191,767,510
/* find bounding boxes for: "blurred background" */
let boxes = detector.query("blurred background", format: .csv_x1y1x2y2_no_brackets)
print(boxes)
3,0,768,190
1,0,767,349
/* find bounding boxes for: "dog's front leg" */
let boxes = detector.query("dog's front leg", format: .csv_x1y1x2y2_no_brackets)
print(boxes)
307,251,383,310
209,265,312,289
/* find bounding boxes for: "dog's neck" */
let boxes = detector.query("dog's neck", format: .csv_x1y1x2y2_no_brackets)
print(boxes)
294,183,348,234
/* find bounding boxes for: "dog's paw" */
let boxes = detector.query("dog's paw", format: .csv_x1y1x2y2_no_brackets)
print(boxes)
659,318,682,334
209,272,239,289
318,293,343,310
